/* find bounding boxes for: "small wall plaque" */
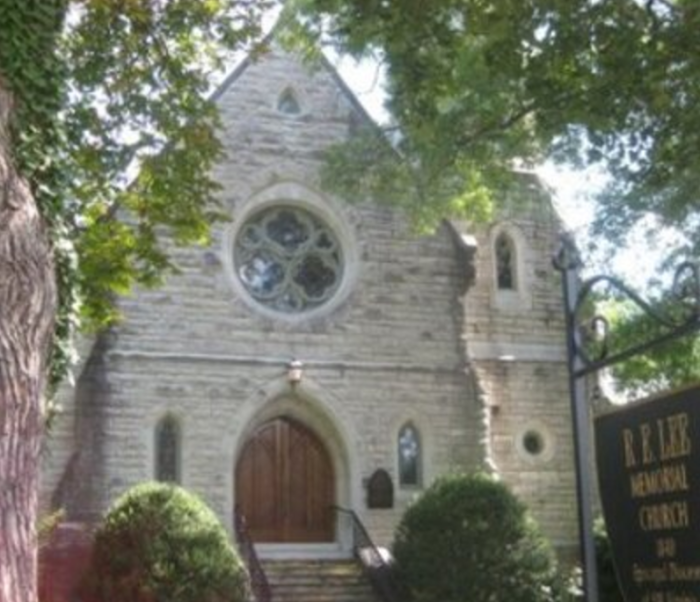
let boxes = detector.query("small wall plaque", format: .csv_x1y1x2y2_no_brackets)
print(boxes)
367,469,394,509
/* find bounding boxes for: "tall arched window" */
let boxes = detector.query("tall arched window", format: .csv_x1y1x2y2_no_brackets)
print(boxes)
495,232,517,290
155,415,181,484
398,423,422,487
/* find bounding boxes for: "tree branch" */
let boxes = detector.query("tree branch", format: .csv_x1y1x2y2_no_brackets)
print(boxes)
458,100,539,148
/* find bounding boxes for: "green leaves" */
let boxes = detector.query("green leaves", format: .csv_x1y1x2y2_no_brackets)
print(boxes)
0,1,76,396
59,0,270,331
85,483,249,602
600,294,700,399
0,1,270,391
293,0,700,243
393,473,562,602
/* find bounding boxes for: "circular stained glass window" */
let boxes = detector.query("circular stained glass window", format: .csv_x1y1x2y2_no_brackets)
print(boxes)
234,206,344,314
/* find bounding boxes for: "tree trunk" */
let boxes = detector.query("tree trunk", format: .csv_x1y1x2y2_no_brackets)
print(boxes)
0,79,57,602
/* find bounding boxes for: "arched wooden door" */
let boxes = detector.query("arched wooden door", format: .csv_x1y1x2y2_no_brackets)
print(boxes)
235,417,335,542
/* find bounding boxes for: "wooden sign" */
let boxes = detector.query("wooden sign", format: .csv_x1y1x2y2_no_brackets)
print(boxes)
595,384,700,602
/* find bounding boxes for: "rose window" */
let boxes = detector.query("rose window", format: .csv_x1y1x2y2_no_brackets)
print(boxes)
234,206,343,313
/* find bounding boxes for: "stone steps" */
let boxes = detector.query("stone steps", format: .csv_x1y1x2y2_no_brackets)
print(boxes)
262,559,382,602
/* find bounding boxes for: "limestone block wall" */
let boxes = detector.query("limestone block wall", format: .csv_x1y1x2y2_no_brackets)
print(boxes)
475,359,576,547
40,335,105,518
43,45,487,548
42,42,579,555
58,213,484,543
464,182,579,551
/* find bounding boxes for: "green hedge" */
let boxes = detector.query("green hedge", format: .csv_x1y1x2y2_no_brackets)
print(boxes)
393,473,562,602
82,482,250,602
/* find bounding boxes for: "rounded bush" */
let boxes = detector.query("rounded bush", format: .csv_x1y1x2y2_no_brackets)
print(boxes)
82,482,250,602
393,473,561,602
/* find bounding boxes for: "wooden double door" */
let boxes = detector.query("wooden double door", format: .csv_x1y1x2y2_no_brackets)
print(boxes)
235,417,335,543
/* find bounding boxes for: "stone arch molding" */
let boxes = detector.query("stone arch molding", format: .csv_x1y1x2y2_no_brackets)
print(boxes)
222,180,360,322
489,221,532,312
222,372,361,543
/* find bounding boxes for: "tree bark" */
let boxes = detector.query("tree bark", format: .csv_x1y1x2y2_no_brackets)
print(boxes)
0,79,58,602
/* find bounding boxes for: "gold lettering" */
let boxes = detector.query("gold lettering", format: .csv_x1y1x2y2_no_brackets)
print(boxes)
633,563,669,585
630,464,690,498
639,502,690,532
668,562,700,582
642,423,657,465
656,537,677,559
624,428,638,468
659,413,692,461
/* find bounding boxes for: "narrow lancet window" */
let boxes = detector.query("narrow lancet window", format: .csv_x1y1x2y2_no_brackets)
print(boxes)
155,415,181,484
398,423,421,487
495,233,517,290
278,88,301,115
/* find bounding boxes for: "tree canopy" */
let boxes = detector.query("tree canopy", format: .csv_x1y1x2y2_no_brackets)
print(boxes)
289,0,699,246
593,288,700,399
0,0,270,389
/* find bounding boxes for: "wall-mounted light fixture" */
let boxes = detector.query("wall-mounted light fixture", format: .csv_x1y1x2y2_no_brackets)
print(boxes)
287,359,304,386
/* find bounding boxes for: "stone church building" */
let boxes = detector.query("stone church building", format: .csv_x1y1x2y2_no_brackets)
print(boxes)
41,39,578,560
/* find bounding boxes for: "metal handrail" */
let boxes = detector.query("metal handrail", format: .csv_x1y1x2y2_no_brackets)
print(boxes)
332,505,402,602
234,507,272,602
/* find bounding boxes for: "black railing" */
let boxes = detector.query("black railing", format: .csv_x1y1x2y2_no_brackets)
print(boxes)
333,505,402,602
234,507,272,602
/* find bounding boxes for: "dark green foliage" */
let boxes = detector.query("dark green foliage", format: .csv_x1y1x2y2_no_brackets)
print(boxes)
63,0,269,329
0,0,78,394
83,482,250,602
393,473,561,602
292,0,700,248
0,1,270,397
594,518,625,602
591,291,700,398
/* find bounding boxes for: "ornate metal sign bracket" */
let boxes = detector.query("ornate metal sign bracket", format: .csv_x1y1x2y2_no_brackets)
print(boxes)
552,234,700,602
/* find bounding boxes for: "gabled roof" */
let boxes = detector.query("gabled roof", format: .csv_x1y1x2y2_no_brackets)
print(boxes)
209,22,379,132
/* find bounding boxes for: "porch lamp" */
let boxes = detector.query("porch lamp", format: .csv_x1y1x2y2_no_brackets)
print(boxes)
287,359,304,386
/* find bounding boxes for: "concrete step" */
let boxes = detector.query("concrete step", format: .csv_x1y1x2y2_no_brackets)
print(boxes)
261,559,382,602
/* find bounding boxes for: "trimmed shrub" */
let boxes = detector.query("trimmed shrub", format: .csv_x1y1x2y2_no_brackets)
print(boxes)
82,482,250,602
393,473,562,602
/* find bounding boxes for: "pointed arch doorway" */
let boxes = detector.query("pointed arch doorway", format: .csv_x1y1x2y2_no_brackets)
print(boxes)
235,417,336,543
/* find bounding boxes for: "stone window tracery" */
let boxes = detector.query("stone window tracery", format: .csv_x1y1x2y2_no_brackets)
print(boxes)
234,206,343,314
155,415,181,483
398,423,421,487
515,423,555,463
